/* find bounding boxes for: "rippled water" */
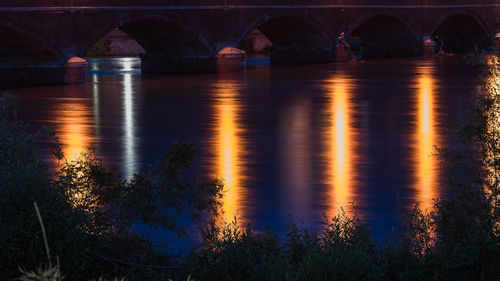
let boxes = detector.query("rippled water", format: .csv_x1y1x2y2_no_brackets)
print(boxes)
11,57,482,239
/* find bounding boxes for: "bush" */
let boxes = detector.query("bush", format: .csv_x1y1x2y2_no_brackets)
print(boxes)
181,211,381,281
428,56,500,281
184,219,286,281
0,93,101,280
295,211,381,281
0,92,223,281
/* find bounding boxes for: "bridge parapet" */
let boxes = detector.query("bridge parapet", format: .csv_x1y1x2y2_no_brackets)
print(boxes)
0,0,498,8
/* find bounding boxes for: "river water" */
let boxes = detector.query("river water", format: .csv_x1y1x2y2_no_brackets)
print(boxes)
11,57,482,240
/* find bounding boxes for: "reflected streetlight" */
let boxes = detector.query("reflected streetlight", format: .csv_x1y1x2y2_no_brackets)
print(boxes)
414,64,439,210
212,80,246,225
325,77,357,218
122,71,138,180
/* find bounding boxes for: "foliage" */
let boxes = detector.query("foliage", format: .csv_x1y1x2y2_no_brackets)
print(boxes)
428,56,500,281
0,92,98,280
379,204,434,281
181,211,380,281
18,263,64,281
294,211,381,281
86,40,111,57
470,56,500,233
0,92,223,280
109,142,223,236
184,219,286,281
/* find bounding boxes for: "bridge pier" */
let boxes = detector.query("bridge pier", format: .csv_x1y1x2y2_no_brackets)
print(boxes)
335,45,352,62
270,47,336,66
0,64,66,88
422,36,438,57
0,59,88,89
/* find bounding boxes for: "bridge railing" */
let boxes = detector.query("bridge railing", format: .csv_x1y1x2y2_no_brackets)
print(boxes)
0,0,497,8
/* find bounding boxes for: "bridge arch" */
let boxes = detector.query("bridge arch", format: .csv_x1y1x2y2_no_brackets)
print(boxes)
236,11,335,49
346,11,421,58
0,18,60,63
430,10,492,53
235,11,336,65
82,13,214,58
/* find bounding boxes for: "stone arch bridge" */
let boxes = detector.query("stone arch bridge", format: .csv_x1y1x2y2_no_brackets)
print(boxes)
0,0,499,87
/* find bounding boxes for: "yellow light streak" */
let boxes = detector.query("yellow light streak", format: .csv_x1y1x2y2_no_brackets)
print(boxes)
213,81,245,225
414,66,439,210
57,88,93,162
326,77,357,218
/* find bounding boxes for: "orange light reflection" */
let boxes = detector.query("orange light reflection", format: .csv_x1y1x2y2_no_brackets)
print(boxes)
326,77,357,218
414,66,439,210
213,81,245,225
57,88,94,162
54,86,95,204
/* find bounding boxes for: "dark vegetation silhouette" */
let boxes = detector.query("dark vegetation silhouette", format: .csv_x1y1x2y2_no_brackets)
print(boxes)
1,56,499,281
0,93,223,280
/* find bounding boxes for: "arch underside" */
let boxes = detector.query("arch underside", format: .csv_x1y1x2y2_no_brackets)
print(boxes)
433,15,491,53
0,26,58,64
0,25,69,88
257,17,332,49
118,20,211,58
114,20,216,73
349,15,421,58
252,17,335,65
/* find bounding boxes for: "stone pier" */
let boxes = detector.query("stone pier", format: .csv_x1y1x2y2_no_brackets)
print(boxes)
0,64,66,88
0,60,88,89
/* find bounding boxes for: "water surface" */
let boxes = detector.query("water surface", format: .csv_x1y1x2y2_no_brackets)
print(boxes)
12,57,482,239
